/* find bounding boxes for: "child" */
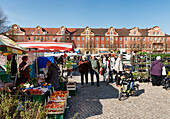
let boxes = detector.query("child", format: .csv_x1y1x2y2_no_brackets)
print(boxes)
122,68,135,92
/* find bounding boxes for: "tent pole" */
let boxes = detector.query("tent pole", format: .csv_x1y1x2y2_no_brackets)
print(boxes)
36,49,38,77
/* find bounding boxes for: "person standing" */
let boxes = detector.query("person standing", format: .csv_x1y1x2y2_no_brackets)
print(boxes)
78,56,89,88
130,53,135,72
150,56,164,86
19,56,30,84
46,61,60,90
91,56,100,86
115,54,124,86
109,56,116,83
103,56,110,85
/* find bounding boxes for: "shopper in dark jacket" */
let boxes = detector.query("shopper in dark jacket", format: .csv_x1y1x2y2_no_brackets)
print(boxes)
47,61,60,90
79,56,89,88
150,56,164,86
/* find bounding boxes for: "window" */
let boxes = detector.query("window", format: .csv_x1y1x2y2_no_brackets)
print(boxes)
143,37,145,41
62,31,65,34
91,51,93,54
87,31,89,34
96,51,98,54
77,44,80,48
28,37,31,40
47,37,49,40
149,44,151,48
115,44,118,48
120,37,122,41
130,37,132,41
125,37,127,41
96,37,98,41
101,37,104,41
57,37,60,41
67,37,69,40
81,37,84,41
41,37,44,40
115,37,117,41
134,37,136,41
91,37,93,41
130,44,132,48
153,37,155,41
157,37,159,41
111,31,113,35
166,38,168,41
17,37,19,40
161,45,163,48
34,37,36,40
120,44,122,48
106,37,109,41
17,31,19,34
71,37,74,40
53,37,55,40
21,37,24,40
106,44,109,48
91,44,93,48
96,44,98,48
138,37,140,41
111,37,113,41
38,31,40,34
77,37,80,41
134,31,136,35
149,37,151,41
82,44,84,48
153,45,155,48
12,31,14,34
153,32,155,35
143,44,145,48
134,44,136,48
161,38,164,41
111,44,113,48
101,44,104,48
157,32,159,35
38,37,40,40
157,45,160,49
138,44,140,48
125,44,127,48
86,37,89,41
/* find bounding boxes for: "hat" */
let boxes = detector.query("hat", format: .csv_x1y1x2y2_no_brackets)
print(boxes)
156,56,161,60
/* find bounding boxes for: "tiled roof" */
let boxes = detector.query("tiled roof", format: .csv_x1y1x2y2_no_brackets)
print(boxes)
6,26,170,36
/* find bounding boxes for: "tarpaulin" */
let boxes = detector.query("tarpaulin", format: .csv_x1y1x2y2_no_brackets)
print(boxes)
39,57,54,68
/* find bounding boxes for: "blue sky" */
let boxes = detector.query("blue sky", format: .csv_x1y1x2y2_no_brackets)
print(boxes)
0,0,170,34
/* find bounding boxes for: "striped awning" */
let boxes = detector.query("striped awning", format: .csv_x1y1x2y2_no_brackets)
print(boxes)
17,42,75,53
0,35,26,55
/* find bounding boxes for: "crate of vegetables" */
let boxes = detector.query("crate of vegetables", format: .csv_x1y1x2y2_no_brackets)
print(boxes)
45,101,66,114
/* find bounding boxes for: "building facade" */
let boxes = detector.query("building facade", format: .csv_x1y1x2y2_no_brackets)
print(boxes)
4,24,170,54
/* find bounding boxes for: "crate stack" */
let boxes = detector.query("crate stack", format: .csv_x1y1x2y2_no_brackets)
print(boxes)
67,82,77,96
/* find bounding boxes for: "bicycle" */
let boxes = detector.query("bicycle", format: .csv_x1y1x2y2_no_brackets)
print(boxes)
118,75,139,101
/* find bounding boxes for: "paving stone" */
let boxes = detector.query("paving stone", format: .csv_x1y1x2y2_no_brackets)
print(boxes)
64,74,170,119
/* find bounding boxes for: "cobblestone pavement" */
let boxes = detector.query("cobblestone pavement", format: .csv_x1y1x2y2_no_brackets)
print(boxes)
65,74,170,119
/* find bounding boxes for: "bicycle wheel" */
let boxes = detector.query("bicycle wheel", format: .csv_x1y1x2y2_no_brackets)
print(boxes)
134,85,139,96
118,88,123,101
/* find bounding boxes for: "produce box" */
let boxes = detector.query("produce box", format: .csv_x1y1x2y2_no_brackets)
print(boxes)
46,101,65,114
60,82,67,91
33,93,46,103
47,114,64,119
67,82,77,96
0,74,11,83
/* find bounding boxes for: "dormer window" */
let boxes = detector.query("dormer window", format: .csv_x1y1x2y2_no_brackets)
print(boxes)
157,32,159,35
134,31,136,35
153,32,155,35
62,31,65,35
111,31,113,35
38,31,40,34
87,31,89,34
17,31,19,34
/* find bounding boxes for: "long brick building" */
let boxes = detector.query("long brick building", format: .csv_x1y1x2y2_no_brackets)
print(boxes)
4,24,170,54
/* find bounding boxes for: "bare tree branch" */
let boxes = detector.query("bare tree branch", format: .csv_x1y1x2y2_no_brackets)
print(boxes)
0,8,10,34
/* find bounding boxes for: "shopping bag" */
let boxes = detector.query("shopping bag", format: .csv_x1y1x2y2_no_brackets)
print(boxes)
162,66,166,76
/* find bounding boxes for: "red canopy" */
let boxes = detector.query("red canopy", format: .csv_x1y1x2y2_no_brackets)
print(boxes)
17,42,75,53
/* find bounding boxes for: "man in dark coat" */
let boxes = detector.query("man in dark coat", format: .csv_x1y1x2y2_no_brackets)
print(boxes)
150,56,164,86
47,61,60,90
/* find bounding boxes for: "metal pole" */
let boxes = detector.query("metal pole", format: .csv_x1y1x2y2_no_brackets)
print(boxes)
36,49,38,77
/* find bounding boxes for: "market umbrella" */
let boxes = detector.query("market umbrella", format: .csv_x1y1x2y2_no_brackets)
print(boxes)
0,35,26,55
